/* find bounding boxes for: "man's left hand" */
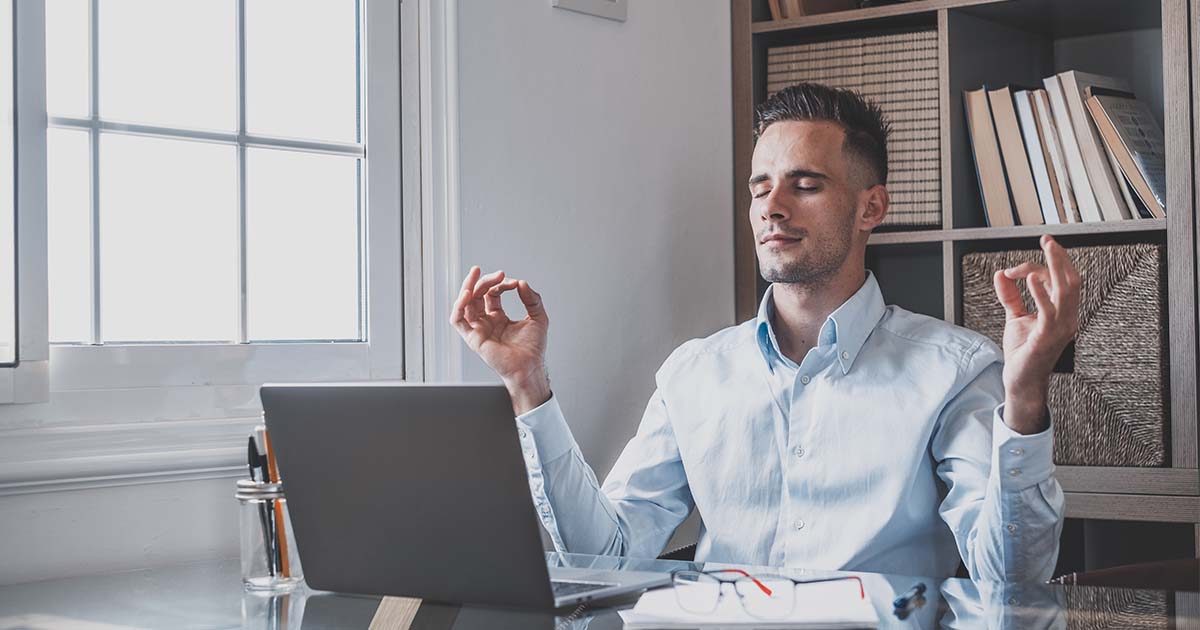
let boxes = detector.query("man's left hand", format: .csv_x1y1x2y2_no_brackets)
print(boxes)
992,234,1081,434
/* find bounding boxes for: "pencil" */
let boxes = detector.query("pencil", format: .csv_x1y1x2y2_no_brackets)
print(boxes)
263,428,291,578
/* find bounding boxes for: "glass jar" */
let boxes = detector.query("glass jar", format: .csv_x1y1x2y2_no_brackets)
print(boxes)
237,479,303,591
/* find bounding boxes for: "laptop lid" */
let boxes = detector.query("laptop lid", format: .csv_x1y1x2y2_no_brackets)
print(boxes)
261,382,556,608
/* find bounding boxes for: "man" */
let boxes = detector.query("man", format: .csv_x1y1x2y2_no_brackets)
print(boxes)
450,83,1077,582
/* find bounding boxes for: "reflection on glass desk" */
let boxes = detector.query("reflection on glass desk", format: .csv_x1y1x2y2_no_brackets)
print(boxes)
0,552,1195,629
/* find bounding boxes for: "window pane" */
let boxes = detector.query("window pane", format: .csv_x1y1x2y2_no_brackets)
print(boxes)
246,0,359,142
246,149,359,341
48,129,91,343
100,134,237,342
99,0,235,131
45,0,88,118
0,0,13,363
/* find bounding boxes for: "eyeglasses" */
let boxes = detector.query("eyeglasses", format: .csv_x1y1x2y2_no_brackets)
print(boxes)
671,569,865,620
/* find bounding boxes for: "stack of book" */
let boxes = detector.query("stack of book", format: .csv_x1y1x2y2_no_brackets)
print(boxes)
768,29,941,227
963,70,1166,227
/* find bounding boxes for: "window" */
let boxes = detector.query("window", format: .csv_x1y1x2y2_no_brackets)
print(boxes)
33,0,405,392
0,0,443,493
46,0,366,345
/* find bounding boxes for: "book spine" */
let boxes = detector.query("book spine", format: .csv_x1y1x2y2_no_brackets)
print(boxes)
1044,76,1101,222
1060,71,1132,220
1014,91,1060,224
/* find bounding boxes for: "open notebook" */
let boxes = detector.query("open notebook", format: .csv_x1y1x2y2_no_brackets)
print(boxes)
619,579,879,629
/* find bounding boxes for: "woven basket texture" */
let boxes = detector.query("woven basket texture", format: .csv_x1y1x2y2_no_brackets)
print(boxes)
960,244,1167,467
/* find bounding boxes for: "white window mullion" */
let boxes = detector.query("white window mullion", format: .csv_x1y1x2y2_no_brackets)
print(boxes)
235,0,248,344
87,0,100,346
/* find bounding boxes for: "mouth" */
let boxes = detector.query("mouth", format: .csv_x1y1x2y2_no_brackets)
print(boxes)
760,235,803,247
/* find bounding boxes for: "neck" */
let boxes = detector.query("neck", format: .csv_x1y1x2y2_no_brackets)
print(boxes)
770,262,868,364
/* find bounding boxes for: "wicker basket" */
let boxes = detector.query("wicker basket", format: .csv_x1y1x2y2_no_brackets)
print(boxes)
960,244,1167,467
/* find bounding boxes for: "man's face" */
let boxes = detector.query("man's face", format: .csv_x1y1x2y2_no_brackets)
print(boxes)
748,120,865,286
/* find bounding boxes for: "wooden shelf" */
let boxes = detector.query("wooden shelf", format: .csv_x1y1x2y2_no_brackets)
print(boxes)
751,0,1159,36
1057,467,1200,496
1064,492,1200,523
868,218,1167,245
751,0,999,33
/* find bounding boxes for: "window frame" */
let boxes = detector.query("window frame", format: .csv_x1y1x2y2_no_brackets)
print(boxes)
41,0,405,388
0,0,430,494
1,0,50,403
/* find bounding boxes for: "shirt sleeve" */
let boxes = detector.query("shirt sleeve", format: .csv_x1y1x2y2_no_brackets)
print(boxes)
931,358,1066,583
515,389,694,559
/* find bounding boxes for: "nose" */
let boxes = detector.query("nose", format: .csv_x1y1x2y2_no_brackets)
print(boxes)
757,187,791,224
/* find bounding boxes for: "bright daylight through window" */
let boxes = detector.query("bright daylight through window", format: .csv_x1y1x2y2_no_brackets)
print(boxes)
45,0,365,344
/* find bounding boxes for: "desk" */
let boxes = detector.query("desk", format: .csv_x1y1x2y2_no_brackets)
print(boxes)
0,553,1195,629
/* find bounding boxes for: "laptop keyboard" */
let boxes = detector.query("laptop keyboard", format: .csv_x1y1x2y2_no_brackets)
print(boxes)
551,579,615,597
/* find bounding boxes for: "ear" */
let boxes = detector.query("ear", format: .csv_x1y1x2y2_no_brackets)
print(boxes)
857,184,890,232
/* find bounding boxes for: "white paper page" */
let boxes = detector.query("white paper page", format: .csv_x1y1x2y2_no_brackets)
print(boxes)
620,580,879,629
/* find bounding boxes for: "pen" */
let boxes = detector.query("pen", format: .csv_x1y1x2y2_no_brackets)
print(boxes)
263,427,292,578
248,436,276,577
893,582,926,609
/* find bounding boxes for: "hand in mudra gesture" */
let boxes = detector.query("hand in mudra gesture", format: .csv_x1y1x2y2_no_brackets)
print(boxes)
992,234,1081,434
450,266,552,414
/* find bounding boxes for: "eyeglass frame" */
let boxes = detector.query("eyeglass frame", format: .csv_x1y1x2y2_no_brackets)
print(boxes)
669,568,865,619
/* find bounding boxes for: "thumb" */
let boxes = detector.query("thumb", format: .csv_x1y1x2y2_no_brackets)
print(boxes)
993,269,1028,320
517,280,548,322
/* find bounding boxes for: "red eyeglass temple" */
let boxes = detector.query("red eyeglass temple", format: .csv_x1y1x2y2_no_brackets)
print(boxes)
710,570,866,599
712,569,773,596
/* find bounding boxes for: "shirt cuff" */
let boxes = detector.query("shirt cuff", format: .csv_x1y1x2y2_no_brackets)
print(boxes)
515,394,578,464
992,403,1055,490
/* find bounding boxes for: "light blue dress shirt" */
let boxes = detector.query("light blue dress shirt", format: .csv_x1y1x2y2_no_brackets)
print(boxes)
515,272,1065,581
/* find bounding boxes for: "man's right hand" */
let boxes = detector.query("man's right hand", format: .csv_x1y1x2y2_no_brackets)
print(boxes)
449,266,552,415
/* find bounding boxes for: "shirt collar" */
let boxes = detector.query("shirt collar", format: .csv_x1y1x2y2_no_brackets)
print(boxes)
755,271,887,375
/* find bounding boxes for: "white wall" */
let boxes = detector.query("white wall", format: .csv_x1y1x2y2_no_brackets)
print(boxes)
456,0,734,489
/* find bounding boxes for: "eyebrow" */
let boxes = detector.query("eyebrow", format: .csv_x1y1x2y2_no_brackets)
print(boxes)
747,169,830,187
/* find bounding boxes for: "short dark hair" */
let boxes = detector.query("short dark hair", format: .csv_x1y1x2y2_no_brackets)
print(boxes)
754,82,891,187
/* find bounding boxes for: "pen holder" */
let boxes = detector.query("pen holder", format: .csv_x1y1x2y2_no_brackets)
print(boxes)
236,479,303,592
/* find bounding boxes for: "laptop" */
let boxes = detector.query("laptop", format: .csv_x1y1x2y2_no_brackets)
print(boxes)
260,382,671,609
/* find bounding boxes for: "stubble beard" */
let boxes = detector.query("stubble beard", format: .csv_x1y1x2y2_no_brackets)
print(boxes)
758,215,856,288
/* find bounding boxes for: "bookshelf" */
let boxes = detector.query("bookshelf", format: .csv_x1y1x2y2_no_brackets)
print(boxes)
732,0,1200,571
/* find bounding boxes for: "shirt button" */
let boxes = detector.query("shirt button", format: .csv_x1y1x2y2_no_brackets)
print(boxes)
1009,447,1024,456
519,429,528,439
794,447,805,458
1007,597,1018,606
1006,523,1018,533
841,351,850,360
800,375,811,385
1008,468,1022,477
794,519,805,530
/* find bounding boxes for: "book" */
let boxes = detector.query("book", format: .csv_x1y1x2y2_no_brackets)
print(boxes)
1106,142,1141,217
963,87,1014,227
1029,89,1073,222
1044,76,1101,222
768,0,783,20
988,86,1043,225
1013,90,1062,224
1057,70,1134,220
1085,93,1167,218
